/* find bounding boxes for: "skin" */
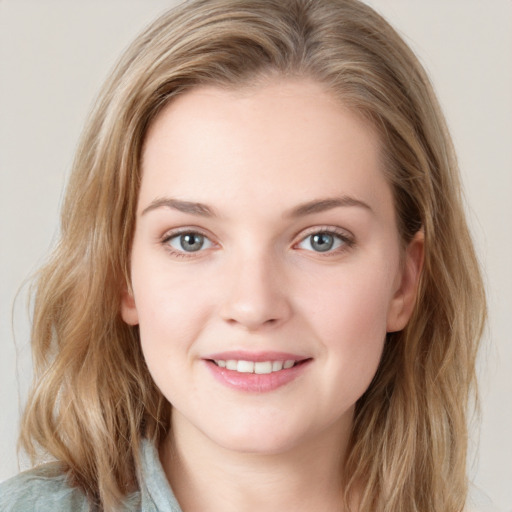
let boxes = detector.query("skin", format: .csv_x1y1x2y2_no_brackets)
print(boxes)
121,78,423,512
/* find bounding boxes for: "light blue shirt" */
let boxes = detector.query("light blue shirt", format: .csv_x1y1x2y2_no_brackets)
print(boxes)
0,439,183,511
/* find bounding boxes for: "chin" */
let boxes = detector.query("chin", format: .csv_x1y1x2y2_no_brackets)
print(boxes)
205,419,314,456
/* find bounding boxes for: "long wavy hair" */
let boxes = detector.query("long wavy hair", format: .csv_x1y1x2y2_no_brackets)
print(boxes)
19,0,486,510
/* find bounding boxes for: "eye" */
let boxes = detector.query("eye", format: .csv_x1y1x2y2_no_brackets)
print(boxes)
296,230,352,254
165,231,214,254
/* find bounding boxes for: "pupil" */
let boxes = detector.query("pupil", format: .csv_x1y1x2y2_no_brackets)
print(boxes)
312,233,333,252
181,233,203,251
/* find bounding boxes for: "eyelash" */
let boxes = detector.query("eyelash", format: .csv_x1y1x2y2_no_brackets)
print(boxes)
161,228,213,259
294,226,355,256
160,226,355,259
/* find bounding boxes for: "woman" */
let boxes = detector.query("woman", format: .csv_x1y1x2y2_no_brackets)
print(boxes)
0,0,487,510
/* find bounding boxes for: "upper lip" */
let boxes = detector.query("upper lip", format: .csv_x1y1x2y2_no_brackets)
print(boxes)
203,351,310,362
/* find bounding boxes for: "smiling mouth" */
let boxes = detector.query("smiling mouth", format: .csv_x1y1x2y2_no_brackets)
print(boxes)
205,356,312,392
210,359,307,374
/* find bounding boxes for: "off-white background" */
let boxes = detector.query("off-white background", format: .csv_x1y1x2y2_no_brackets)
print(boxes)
1,1,511,509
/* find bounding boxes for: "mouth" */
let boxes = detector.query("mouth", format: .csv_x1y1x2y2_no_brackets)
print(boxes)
210,359,306,374
203,352,312,393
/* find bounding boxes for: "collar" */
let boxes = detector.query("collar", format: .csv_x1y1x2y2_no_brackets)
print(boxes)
139,438,183,512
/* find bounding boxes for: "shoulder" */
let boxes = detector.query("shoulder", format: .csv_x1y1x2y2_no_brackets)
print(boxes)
0,463,90,512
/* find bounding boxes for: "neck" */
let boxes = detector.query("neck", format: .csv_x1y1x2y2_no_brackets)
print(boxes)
160,412,353,512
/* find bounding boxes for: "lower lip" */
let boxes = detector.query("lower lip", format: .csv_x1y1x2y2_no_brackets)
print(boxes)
205,360,311,393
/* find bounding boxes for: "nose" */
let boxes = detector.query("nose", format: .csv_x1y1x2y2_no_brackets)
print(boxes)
219,251,292,331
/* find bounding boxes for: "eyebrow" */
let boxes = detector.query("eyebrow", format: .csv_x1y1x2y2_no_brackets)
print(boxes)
285,196,373,218
140,195,372,218
141,198,216,217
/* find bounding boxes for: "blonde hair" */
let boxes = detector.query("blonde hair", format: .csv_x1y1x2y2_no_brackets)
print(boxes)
20,0,486,510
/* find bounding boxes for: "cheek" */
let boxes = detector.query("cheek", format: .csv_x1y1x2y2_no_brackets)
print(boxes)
129,258,212,378
133,252,212,328
302,262,395,379
306,264,394,338
133,277,201,405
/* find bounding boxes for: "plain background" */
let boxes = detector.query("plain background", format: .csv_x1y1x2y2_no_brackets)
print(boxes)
1,0,511,509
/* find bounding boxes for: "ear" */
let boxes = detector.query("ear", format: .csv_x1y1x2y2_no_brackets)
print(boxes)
120,284,139,326
386,230,424,333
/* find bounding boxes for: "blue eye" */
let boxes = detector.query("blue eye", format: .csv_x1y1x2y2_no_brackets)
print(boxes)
167,232,214,253
297,231,349,253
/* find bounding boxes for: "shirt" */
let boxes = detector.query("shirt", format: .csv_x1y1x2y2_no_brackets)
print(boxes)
0,439,183,511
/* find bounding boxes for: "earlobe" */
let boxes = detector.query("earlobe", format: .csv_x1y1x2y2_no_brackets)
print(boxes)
121,286,140,326
386,230,424,333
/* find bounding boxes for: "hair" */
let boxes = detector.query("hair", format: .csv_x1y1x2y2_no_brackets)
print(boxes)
19,0,486,511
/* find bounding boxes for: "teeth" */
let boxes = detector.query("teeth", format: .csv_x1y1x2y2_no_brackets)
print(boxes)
254,361,272,374
214,359,298,374
272,361,284,372
237,360,254,373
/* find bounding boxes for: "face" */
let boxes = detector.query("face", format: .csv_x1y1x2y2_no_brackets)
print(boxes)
122,79,422,456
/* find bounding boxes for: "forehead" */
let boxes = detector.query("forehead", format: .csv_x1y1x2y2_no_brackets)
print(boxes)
139,78,391,219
